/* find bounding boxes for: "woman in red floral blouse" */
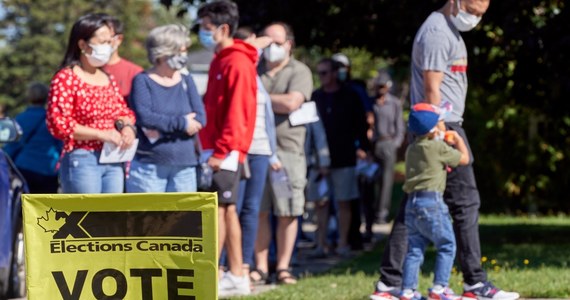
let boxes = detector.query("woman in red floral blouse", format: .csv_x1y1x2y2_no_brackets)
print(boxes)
46,13,136,193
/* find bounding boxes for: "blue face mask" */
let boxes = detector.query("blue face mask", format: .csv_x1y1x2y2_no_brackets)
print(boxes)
199,29,217,51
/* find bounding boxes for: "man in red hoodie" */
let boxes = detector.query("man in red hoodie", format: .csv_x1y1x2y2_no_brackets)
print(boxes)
197,1,258,297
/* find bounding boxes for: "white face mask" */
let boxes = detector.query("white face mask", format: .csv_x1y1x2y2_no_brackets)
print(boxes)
85,43,113,67
263,43,287,63
434,130,446,141
450,0,482,32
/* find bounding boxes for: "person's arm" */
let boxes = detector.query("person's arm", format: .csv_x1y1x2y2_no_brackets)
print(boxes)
420,29,450,128
129,74,188,133
46,69,122,146
184,74,207,127
312,118,331,169
262,82,281,169
423,70,444,106
270,92,305,114
444,131,470,166
393,99,406,147
270,62,313,114
352,90,370,154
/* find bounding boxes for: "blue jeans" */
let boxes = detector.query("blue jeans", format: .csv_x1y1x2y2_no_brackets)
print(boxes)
60,149,124,193
402,191,456,290
126,159,197,192
237,154,269,266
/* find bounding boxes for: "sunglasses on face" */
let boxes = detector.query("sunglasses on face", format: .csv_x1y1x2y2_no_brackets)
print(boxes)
317,70,331,76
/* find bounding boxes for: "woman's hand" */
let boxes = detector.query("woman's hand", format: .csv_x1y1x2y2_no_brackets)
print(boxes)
120,126,136,150
99,129,123,147
185,113,203,136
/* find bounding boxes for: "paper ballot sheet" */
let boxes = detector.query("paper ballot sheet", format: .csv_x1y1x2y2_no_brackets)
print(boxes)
200,149,240,172
270,168,293,199
99,139,139,164
289,101,320,126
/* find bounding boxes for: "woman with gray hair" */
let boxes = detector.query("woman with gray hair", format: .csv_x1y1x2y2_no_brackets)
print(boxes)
126,24,206,192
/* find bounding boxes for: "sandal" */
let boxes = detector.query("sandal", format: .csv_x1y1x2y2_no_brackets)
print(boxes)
276,268,297,285
249,268,268,285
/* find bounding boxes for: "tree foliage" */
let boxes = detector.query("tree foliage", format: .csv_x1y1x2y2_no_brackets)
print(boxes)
0,0,153,113
1,0,567,212
180,0,568,212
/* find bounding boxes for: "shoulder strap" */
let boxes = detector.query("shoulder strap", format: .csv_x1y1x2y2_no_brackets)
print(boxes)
180,74,202,155
181,75,188,92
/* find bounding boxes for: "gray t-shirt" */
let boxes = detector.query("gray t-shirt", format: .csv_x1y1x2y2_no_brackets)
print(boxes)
259,57,313,153
372,93,405,147
403,138,462,193
410,11,468,123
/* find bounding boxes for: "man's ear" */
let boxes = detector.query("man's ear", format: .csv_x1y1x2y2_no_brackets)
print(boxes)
220,24,231,38
116,34,124,44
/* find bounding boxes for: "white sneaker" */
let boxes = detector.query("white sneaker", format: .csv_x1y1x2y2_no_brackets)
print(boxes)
369,281,401,300
218,271,251,298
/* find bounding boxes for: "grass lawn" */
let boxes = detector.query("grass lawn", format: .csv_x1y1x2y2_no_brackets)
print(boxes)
237,215,570,299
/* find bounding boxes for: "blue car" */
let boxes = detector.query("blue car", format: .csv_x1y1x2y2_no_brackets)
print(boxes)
0,118,28,299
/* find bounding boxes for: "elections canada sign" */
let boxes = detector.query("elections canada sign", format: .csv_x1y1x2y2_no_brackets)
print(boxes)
22,193,218,300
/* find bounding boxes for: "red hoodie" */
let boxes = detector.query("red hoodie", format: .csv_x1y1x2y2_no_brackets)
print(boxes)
199,40,258,163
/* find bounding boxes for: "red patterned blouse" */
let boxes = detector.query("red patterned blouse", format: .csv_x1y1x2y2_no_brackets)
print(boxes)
46,68,135,153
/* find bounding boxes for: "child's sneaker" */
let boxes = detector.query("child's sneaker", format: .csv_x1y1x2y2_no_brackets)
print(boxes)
462,281,520,300
399,290,423,300
369,281,401,300
428,286,461,300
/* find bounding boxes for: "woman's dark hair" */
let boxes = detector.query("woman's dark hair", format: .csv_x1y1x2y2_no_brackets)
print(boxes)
59,13,112,69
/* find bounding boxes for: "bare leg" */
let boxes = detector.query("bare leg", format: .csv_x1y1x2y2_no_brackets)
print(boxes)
225,204,244,276
276,216,298,271
254,211,271,275
218,206,227,258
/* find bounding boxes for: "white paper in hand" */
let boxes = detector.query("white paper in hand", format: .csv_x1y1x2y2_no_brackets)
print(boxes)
289,101,320,126
200,149,239,172
220,150,239,172
99,139,139,164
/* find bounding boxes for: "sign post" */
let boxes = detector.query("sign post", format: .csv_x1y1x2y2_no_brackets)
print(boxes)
22,193,217,300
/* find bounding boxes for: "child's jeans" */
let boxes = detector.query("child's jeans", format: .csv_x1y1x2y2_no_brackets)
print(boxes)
402,191,456,290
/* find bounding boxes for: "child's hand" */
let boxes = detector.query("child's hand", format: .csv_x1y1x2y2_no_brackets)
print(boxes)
444,131,463,146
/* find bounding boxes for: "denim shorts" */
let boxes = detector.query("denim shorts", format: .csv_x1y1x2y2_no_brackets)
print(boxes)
126,159,197,193
59,149,124,194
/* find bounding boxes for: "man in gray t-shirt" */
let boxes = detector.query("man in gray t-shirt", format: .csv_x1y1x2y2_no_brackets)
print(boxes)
254,22,313,285
371,1,520,300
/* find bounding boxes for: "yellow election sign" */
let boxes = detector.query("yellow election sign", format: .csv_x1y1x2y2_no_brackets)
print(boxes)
22,193,218,300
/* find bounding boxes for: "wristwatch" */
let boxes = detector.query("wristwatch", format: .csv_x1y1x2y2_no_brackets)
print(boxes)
114,119,137,136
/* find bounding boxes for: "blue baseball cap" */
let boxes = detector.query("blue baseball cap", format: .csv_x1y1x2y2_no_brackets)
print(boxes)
408,108,439,136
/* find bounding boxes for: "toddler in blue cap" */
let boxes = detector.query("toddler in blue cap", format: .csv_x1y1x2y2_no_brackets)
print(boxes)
399,103,470,300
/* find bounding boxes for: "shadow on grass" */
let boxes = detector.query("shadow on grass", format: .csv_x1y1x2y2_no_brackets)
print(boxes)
327,222,570,277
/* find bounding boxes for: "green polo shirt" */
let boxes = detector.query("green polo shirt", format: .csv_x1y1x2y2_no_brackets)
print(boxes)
259,57,313,153
403,138,462,193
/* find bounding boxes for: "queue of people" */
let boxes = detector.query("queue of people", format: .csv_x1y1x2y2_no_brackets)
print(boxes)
3,0,520,299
